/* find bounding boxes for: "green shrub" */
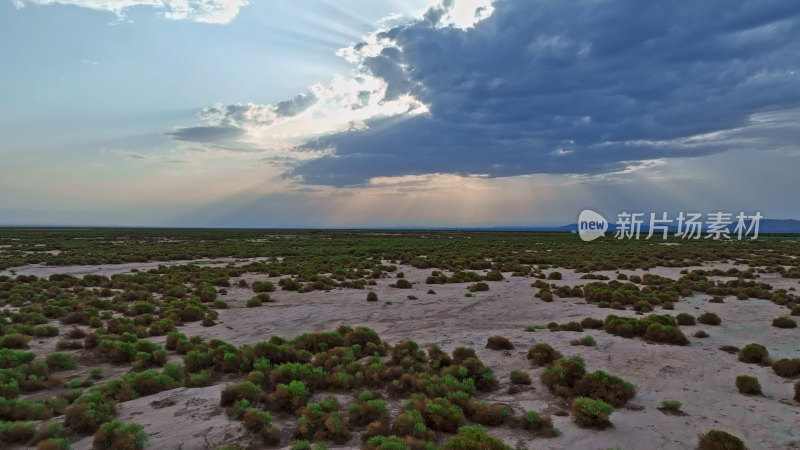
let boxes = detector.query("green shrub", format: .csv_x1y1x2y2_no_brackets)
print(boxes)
570,335,597,347
735,375,761,395
773,358,800,378
697,430,746,450
547,272,562,280
738,343,770,364
46,353,77,370
538,290,553,302
659,399,682,412
509,370,531,385
772,316,797,328
520,411,558,437
367,291,378,302
92,420,148,449
252,281,275,293
36,438,70,450
247,297,263,307
443,425,512,450
570,397,613,429
392,279,412,289
676,313,696,326
697,312,721,325
527,343,563,366
0,420,36,443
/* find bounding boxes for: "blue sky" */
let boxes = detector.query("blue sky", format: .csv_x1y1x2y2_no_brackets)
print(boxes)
1,0,799,227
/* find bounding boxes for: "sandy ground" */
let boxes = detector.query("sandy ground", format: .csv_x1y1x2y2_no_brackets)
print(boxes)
16,262,800,449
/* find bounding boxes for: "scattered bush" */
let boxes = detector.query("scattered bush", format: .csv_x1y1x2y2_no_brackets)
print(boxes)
735,375,761,395
697,312,721,325
520,411,559,437
443,425,511,450
366,291,378,302
570,397,613,429
509,370,531,385
772,358,800,378
527,343,562,366
247,296,263,307
659,399,682,412
547,272,562,280
570,335,597,347
485,335,513,350
694,330,709,338
92,420,148,449
46,353,77,370
738,343,770,365
697,430,747,450
676,313,696,326
772,316,797,329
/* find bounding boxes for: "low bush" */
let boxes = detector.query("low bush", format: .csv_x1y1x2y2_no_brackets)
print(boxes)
0,420,36,443
659,399,682,412
697,312,721,325
738,343,770,364
735,375,761,395
220,381,265,407
570,397,613,429
242,409,281,445
443,425,511,450
509,370,531,385
36,438,70,450
527,343,562,366
520,411,559,437
252,281,275,293
247,297,263,308
538,290,553,302
269,380,311,412
676,313,696,326
772,316,797,329
392,279,412,289
570,335,597,347
46,353,77,371
694,330,710,338
348,391,387,426
485,335,513,350
366,291,378,302
92,420,148,449
697,430,747,450
772,358,800,378
572,370,636,407
547,272,562,280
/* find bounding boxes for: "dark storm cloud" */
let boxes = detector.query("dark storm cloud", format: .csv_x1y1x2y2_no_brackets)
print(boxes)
166,125,246,143
292,0,800,186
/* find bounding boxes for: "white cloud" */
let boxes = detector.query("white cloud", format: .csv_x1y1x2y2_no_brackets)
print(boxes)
14,0,248,24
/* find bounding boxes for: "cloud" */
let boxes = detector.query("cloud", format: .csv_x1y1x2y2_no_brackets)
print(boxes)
166,125,245,143
13,0,248,24
285,0,800,186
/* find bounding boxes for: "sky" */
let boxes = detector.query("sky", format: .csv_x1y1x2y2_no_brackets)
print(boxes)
1,0,799,227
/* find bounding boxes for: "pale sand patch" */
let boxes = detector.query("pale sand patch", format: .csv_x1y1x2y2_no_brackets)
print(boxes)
20,263,800,449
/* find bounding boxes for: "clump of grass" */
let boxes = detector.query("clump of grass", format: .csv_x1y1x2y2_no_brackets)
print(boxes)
570,335,597,347
443,425,512,450
485,335,513,350
527,343,563,366
694,330,709,338
520,411,559,437
738,343,770,365
772,358,800,378
570,397,613,429
735,375,761,395
92,420,148,449
366,291,378,302
524,325,545,332
697,430,747,450
676,313,696,326
659,399,682,413
772,316,797,328
509,370,531,385
697,312,721,325
45,353,76,370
